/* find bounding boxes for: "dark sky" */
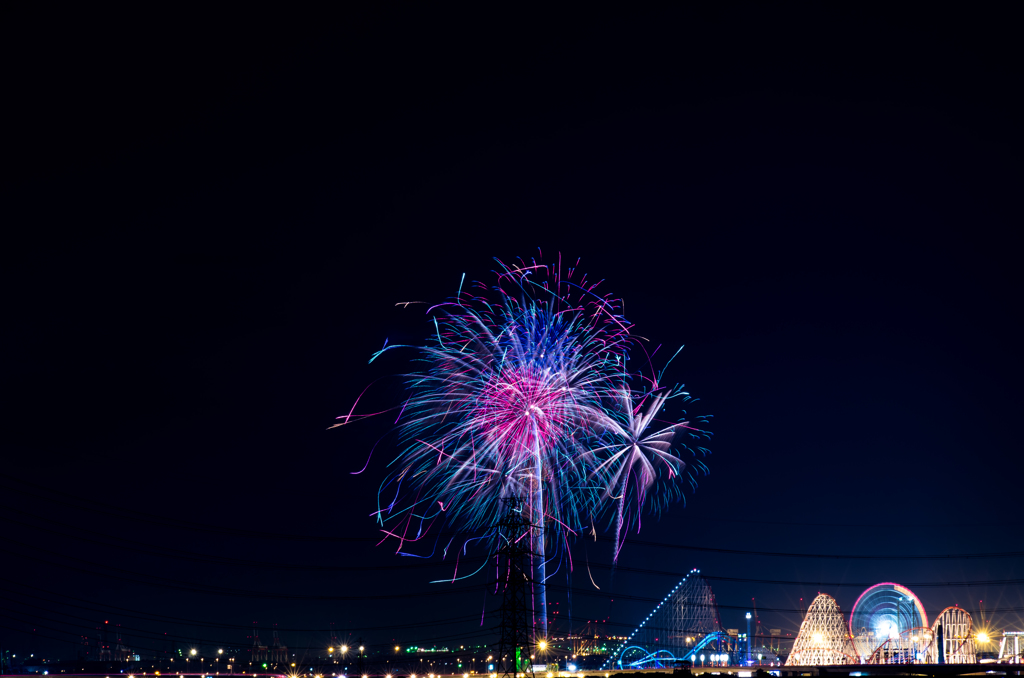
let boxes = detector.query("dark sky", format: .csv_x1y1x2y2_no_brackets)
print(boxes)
3,5,1022,663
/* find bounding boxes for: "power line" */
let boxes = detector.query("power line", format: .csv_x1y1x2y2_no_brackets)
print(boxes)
0,586,483,635
7,475,1023,560
582,563,1024,588
7,574,1019,654
0,505,482,572
0,606,499,655
0,475,372,542
541,582,1024,614
7,540,488,601
592,535,1024,560
7,498,1022,568
0,610,499,660
7,529,1023,609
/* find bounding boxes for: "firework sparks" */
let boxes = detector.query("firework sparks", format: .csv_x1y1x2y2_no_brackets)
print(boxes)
337,253,711,633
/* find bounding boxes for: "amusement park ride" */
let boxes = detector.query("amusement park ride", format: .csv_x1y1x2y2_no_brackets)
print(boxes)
787,583,980,666
601,570,780,671
603,575,1011,670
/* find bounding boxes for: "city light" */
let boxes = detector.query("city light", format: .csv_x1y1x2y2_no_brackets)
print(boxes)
218,650,223,655
537,641,547,651
341,646,348,654
978,632,990,643
191,650,198,656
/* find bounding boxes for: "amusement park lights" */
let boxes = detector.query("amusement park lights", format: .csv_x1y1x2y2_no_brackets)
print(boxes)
604,570,719,670
783,585,982,666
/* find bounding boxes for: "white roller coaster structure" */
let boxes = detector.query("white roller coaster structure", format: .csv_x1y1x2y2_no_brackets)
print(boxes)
785,594,858,666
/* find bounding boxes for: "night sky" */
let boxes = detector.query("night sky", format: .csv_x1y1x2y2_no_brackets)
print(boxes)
3,6,1022,664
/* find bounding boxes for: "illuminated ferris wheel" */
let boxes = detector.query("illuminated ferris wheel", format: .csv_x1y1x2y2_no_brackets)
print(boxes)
849,583,929,659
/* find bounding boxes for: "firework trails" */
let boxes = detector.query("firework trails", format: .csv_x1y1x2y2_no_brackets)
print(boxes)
335,254,711,635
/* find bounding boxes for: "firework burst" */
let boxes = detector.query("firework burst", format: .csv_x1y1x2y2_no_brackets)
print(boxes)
335,253,711,632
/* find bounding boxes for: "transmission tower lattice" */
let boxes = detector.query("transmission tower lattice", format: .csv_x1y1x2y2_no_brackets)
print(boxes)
785,594,857,666
496,496,533,678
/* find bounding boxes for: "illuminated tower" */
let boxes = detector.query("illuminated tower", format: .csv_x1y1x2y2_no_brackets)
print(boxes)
785,594,856,666
270,629,288,664
113,628,130,662
251,625,268,664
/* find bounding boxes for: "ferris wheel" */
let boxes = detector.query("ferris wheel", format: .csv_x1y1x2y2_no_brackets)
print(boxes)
849,583,929,659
